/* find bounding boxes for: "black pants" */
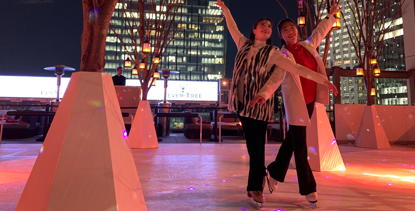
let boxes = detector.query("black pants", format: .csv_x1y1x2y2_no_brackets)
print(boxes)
239,115,269,191
267,101,316,195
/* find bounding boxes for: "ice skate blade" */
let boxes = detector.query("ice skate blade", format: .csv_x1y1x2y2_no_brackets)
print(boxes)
309,201,317,209
246,197,263,210
268,176,278,194
305,192,318,209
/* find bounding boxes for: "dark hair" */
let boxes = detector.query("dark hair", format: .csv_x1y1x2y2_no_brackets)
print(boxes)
249,17,273,45
277,18,297,46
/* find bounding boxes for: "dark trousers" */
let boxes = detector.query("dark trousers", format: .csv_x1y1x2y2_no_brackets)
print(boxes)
267,101,316,195
238,115,269,191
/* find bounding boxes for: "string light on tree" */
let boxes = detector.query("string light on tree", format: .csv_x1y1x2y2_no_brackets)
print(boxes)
373,65,381,77
124,57,132,68
332,11,341,30
298,12,306,27
142,40,151,53
139,59,146,70
153,71,160,79
371,88,376,96
356,64,364,76
131,66,138,75
154,55,160,64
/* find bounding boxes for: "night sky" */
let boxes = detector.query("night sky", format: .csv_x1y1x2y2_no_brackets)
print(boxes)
0,0,298,78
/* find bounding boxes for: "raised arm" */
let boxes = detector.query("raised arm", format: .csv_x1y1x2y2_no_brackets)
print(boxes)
272,50,338,95
252,67,286,105
270,50,329,86
250,50,338,106
307,0,341,47
215,0,245,48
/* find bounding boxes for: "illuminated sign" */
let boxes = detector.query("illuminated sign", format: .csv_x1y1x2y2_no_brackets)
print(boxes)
0,76,70,98
126,80,218,101
0,76,218,102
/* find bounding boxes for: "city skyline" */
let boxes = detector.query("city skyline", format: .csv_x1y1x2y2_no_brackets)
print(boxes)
0,0,298,78
318,0,408,105
105,0,229,81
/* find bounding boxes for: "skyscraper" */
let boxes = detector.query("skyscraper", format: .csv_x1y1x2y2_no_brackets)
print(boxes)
104,0,228,81
317,0,408,105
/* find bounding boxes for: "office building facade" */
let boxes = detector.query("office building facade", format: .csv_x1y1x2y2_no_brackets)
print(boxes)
104,0,228,81
317,0,408,105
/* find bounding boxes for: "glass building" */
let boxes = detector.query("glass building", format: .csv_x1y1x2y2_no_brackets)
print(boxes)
104,0,228,81
317,0,408,105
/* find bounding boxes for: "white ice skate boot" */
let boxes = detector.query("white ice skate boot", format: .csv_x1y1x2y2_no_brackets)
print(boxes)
305,192,318,209
247,191,264,209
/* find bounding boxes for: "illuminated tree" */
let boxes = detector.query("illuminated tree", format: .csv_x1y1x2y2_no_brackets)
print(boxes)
341,0,405,105
111,0,186,100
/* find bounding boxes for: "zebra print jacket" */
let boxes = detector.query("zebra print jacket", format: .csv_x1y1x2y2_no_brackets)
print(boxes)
228,39,278,122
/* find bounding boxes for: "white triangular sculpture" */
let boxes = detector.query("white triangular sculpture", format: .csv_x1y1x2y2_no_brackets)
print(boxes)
127,100,158,149
306,103,346,172
355,105,391,149
15,72,147,211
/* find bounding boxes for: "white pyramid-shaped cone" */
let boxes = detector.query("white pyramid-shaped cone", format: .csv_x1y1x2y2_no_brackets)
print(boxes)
291,103,346,172
355,105,391,149
306,103,346,172
15,72,147,211
127,100,158,149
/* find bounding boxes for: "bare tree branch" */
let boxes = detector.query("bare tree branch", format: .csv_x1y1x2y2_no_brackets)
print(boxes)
112,0,186,99
340,0,404,105
275,0,288,18
321,0,331,66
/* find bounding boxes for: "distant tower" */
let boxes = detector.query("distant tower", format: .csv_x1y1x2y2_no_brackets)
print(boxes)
104,0,228,81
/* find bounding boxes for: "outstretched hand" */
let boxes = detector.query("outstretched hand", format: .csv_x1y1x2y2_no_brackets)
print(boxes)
215,0,229,11
327,82,338,96
248,95,266,107
329,0,341,16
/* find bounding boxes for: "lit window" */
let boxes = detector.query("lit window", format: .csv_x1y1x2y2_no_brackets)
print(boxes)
168,56,176,62
156,6,167,12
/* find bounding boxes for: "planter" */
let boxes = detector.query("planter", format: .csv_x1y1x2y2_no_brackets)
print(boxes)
306,103,345,172
15,72,147,211
335,104,415,146
127,100,158,149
